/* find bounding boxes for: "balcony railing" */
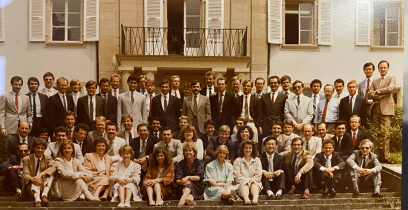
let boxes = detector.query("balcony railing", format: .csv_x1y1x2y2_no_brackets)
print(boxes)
120,26,247,57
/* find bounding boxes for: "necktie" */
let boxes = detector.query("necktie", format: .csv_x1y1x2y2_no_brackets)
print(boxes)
292,155,297,172
353,132,356,147
271,92,275,105
68,129,72,139
15,94,19,111
108,141,114,156
47,89,51,97
338,137,342,148
349,96,353,114
140,140,147,171
285,91,289,95
325,156,330,168
142,89,145,95
209,87,212,96
79,142,82,149
337,95,340,100
104,94,108,104
33,93,37,117
313,95,317,110
321,100,329,123
90,97,94,121
63,94,67,110
100,133,103,138
155,132,159,139
149,95,152,117
131,92,134,104
128,131,132,142
164,95,168,112
165,144,169,151
305,141,309,151
257,94,261,98
365,79,370,103
297,96,300,106
244,96,249,121
218,94,223,120
35,158,41,175
114,89,118,98
22,138,26,144
193,95,198,116
269,155,274,173
175,90,178,98
361,157,366,168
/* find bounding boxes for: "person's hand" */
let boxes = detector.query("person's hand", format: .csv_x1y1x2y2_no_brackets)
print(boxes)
225,159,231,164
259,127,263,135
125,178,134,183
203,150,206,157
355,167,365,176
273,170,282,177
295,172,302,184
8,165,20,171
1,128,7,136
31,177,43,186
116,178,126,185
263,171,272,179
294,124,303,132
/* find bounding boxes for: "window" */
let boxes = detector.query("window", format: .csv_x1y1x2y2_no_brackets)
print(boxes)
372,2,402,47
285,3,314,45
52,0,81,42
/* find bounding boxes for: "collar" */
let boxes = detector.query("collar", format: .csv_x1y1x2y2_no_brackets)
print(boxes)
30,91,37,96
57,92,66,97
218,91,225,96
161,93,170,98
266,152,274,159
35,155,42,162
140,137,148,142
10,91,20,96
324,154,332,159
19,135,27,141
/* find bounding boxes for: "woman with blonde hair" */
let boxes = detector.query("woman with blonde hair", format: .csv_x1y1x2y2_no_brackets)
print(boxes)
179,125,204,160
51,140,97,201
110,145,142,207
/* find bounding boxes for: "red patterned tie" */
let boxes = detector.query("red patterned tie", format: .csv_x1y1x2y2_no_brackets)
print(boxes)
271,92,275,105
321,100,329,123
353,132,356,147
15,94,19,111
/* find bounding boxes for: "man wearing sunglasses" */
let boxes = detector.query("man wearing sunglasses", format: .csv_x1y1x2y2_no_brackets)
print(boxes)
4,121,35,159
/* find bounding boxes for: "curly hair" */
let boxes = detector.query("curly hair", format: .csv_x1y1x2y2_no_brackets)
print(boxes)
93,138,110,154
56,140,76,159
149,147,173,168
238,140,258,158
182,142,198,159
236,125,254,143
179,125,199,143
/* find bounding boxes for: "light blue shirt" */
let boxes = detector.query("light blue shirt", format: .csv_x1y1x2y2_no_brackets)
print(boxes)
30,92,42,117
314,98,339,124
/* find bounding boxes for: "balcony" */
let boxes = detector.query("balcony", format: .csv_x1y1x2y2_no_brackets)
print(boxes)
120,26,248,57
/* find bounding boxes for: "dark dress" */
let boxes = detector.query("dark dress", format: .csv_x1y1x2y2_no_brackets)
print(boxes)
174,159,204,200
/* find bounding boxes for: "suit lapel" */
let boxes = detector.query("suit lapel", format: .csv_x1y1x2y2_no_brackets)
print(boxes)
7,94,18,112
29,155,35,176
125,92,133,109
92,153,100,172
84,97,90,117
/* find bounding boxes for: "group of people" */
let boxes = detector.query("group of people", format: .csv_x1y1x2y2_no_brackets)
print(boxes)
0,60,394,207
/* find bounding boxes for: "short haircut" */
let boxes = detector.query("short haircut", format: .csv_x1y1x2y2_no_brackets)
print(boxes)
183,83,191,90
363,62,375,71
121,114,133,122
378,60,389,68
85,80,97,88
54,126,68,136
281,75,291,83
43,72,55,80
310,79,322,88
74,123,89,133
179,125,199,143
57,77,68,85
291,137,303,145
231,76,241,84
350,115,361,123
65,110,77,120
182,142,198,159
56,140,76,159
127,74,138,83
160,126,173,134
263,136,278,146
27,77,40,86
179,115,189,122
334,79,344,86
242,79,253,87
137,123,149,131
137,75,147,83
236,125,254,142
334,120,347,129
118,145,135,156
151,117,160,123
160,79,170,87
255,77,265,85
214,145,229,159
95,116,107,123
318,122,327,129
18,121,31,129
292,80,304,88
236,117,248,125
70,79,80,87
110,73,121,82
359,139,374,149
283,119,294,127
204,120,216,129
170,75,180,84
219,125,230,133
106,122,117,130
268,75,280,85
347,80,358,87
272,120,283,128
205,71,215,78
302,124,314,132
217,77,227,84
10,76,23,85
32,138,48,149
238,140,258,158
99,78,110,85
324,84,334,91
93,138,109,153
323,139,336,149
191,80,201,87
146,79,156,86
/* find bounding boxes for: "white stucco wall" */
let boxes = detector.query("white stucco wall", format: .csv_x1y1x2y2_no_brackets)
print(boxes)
269,0,404,86
0,0,97,95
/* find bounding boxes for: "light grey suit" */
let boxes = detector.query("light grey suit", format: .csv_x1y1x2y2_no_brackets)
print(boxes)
182,94,211,134
68,92,86,114
0,92,32,134
154,139,184,164
117,91,148,132
44,141,84,163
302,136,322,158
284,94,314,128
346,150,382,187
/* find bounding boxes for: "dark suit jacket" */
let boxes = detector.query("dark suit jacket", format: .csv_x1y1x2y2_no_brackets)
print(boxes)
339,95,367,128
200,131,219,149
72,137,93,156
0,155,21,172
97,92,117,124
260,152,285,172
260,92,288,135
331,133,354,160
108,88,125,96
313,151,345,170
171,89,184,106
210,92,234,130
200,86,219,97
48,93,75,132
129,137,156,160
26,92,48,129
206,136,235,162
233,95,262,128
77,95,106,129
5,134,35,158
349,129,370,150
151,95,181,132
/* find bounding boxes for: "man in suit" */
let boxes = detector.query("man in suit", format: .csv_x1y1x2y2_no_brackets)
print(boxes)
280,75,294,97
22,138,55,207
145,79,157,120
368,60,396,164
117,114,136,145
204,125,234,165
26,77,48,137
317,123,334,143
108,74,125,101
200,71,219,97
173,115,189,140
77,80,106,131
260,76,287,138
302,124,322,158
314,84,339,135
154,126,183,164
233,79,261,142
72,123,92,156
182,80,211,136
39,72,57,97
45,126,84,163
284,80,314,136
313,139,345,196
0,143,30,196
64,111,76,140
87,116,108,142
170,75,184,104
339,80,367,130
137,75,148,95
231,76,243,97
152,79,181,132
105,122,126,163
253,77,265,98
4,122,35,159
68,79,86,114
210,77,234,131
331,120,353,161
98,78,117,124
346,139,382,197
308,79,325,114
358,62,376,117
283,137,313,199
264,121,291,155
47,77,75,136
130,123,156,185
332,79,348,100
260,136,285,199
0,76,32,136
200,120,218,149
150,117,161,141
117,74,148,132
349,115,370,150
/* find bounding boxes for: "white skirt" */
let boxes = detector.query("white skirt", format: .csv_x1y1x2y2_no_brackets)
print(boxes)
111,182,142,202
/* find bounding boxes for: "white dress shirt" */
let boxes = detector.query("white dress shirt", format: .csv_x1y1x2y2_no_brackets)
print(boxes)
205,85,216,97
240,94,253,120
270,91,278,103
30,92,42,117
57,92,68,110
10,91,22,110
161,93,170,111
171,89,181,98
191,94,200,107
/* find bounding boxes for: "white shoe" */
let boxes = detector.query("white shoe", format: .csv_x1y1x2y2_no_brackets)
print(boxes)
134,196,142,201
117,203,125,207
124,203,131,207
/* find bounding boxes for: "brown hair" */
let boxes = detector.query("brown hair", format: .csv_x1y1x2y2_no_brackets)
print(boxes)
238,140,258,158
149,147,173,167
118,145,135,156
93,138,110,154
179,125,199,143
56,140,76,159
182,142,198,159
214,145,229,159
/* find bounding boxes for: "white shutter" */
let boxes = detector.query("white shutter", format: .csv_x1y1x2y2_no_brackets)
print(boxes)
0,6,4,41
355,0,370,45
144,0,163,55
318,0,332,45
84,0,99,41
205,0,223,56
29,0,45,42
268,0,282,44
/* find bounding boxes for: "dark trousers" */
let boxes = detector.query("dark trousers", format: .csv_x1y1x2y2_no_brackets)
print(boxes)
3,169,22,192
283,160,311,192
29,117,46,137
261,173,285,194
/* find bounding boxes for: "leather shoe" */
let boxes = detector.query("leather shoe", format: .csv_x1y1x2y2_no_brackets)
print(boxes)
353,188,360,196
41,196,49,203
322,188,329,196
268,193,276,200
288,188,295,194
329,189,337,196
34,201,42,207
373,192,383,197
301,193,310,199
228,198,235,205
276,194,282,199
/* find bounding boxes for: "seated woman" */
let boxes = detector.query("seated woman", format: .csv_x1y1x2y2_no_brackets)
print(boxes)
233,140,262,205
83,138,113,201
204,145,238,204
235,125,255,157
179,125,204,160
175,142,204,206
111,145,142,207
52,140,97,201
143,147,174,206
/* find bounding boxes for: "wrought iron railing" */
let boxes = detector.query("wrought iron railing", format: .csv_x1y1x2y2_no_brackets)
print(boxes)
120,26,247,57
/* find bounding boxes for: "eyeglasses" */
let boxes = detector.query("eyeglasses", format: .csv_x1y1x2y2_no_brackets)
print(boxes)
361,147,370,150
293,86,302,89
19,150,29,153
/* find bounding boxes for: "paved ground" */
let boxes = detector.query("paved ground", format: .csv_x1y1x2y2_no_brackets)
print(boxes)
383,164,402,174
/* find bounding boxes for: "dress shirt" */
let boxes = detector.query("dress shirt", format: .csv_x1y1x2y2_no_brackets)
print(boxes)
336,136,343,148
98,156,106,173
349,94,356,111
191,94,200,107
206,85,215,97
218,140,227,145
111,88,120,99
139,88,147,95
291,152,302,173
10,91,22,110
270,91,278,103
332,92,348,100
125,130,135,145
139,138,148,154
41,87,57,97
57,92,68,110
152,131,160,139
352,129,359,136
363,77,373,104
34,156,42,175
240,94,253,120
18,158,23,177
351,155,378,173
67,127,74,138
87,95,96,121
19,135,28,144
318,154,340,171
146,93,155,113
234,91,243,97
266,152,275,181
72,92,80,105
312,93,321,107
171,89,181,98
254,92,263,98
218,91,226,111
63,157,74,172
314,98,339,124
161,93,170,111
30,92,42,117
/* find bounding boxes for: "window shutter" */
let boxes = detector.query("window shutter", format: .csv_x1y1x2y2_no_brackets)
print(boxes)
205,0,224,56
268,0,282,44
0,6,4,41
355,0,370,46
29,0,45,42
144,0,164,55
318,0,332,45
84,0,99,41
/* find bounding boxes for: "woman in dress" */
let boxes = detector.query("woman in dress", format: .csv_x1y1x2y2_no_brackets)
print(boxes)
233,140,262,205
179,125,204,160
204,145,238,204
83,138,113,201
51,140,97,201
110,145,142,207
174,142,204,206
235,125,254,157
143,147,174,206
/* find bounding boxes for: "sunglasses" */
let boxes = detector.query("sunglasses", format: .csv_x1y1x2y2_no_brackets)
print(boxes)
19,150,29,153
